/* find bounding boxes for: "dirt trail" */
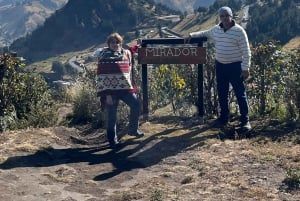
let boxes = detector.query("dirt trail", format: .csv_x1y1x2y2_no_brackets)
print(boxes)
0,118,299,201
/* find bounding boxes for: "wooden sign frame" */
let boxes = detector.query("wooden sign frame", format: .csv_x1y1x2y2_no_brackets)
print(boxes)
138,47,206,64
138,38,207,120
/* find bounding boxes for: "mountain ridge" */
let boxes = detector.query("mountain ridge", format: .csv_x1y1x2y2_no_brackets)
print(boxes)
9,0,179,62
8,0,300,64
1,0,215,48
0,0,68,46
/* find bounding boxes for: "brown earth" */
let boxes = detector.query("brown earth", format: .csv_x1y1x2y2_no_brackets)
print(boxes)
0,116,299,201
283,37,300,51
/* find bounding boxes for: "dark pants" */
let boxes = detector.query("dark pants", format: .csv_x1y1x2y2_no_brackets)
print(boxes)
215,61,249,123
106,93,140,145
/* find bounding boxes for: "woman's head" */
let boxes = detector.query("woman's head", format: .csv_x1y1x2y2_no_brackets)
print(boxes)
107,32,123,51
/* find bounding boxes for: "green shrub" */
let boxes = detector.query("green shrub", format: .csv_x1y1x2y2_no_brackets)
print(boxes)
0,52,58,131
66,71,105,128
249,41,300,120
283,168,300,191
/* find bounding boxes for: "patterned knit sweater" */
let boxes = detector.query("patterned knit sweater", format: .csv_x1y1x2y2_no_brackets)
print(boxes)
96,48,136,97
190,21,251,71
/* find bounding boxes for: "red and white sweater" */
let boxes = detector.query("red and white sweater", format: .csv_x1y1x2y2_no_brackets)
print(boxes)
96,48,137,97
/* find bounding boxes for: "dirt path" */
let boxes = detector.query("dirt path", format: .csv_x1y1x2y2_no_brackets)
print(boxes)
0,118,299,201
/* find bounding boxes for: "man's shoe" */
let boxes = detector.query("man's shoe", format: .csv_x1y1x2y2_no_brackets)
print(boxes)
128,130,144,138
240,121,251,130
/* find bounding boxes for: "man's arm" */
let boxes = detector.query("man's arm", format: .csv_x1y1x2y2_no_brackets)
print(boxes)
184,26,214,43
239,29,251,70
239,28,251,79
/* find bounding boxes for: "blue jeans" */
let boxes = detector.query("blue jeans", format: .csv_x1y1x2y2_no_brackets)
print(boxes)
106,93,140,145
216,61,249,123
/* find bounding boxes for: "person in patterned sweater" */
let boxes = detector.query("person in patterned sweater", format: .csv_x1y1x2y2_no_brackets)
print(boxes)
185,6,252,130
97,32,144,149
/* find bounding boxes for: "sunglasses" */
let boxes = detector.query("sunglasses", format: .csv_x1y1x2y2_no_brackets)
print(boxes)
110,39,121,44
220,14,231,18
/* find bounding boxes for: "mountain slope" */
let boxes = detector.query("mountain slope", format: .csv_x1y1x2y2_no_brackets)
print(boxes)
154,0,215,13
9,0,300,64
10,0,178,62
0,0,20,6
0,0,68,46
1,0,212,48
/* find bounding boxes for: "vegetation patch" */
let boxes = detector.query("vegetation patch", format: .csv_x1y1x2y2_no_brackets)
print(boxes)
282,169,300,192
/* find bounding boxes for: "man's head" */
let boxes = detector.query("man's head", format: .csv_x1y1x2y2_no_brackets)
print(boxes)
218,6,233,29
218,6,233,17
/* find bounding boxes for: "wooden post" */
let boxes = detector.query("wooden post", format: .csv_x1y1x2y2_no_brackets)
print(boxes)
197,41,204,123
141,63,148,120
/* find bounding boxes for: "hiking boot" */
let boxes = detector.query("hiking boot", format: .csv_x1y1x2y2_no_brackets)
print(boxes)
128,130,144,138
240,121,251,130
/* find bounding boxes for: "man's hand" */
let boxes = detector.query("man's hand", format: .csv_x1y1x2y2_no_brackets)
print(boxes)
184,35,191,44
241,70,250,80
136,38,142,45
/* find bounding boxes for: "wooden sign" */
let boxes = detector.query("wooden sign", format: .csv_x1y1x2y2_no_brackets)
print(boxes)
138,47,206,64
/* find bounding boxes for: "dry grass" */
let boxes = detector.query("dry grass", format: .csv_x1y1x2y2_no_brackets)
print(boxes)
172,13,218,36
283,36,300,50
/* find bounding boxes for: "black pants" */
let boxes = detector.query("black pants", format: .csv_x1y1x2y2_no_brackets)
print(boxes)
215,61,249,123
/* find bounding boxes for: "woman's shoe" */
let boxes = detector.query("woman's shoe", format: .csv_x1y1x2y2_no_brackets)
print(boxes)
128,130,144,138
109,142,121,150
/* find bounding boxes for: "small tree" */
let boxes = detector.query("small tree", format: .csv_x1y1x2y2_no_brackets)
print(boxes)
249,41,285,116
284,47,300,120
249,41,300,120
0,53,57,131
66,68,105,128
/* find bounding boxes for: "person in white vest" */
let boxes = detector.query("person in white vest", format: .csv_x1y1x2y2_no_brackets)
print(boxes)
185,6,251,130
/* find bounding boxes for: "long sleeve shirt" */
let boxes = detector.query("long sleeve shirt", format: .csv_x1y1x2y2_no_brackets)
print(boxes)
190,21,251,71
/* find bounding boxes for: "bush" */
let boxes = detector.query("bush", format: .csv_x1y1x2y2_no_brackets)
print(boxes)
0,52,58,131
282,168,300,192
65,70,105,128
249,41,300,120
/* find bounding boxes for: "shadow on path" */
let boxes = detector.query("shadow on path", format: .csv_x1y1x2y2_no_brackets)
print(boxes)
0,119,220,181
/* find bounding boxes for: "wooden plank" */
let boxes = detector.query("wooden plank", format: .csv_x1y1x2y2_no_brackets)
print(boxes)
138,47,206,64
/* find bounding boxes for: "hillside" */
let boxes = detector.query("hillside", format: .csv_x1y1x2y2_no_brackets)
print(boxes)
0,0,68,46
171,12,218,37
284,36,300,50
9,0,300,65
9,0,179,63
246,0,300,45
1,0,213,48
154,0,215,13
1,1,300,200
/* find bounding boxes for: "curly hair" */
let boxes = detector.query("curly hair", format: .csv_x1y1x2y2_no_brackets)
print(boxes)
107,32,123,46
